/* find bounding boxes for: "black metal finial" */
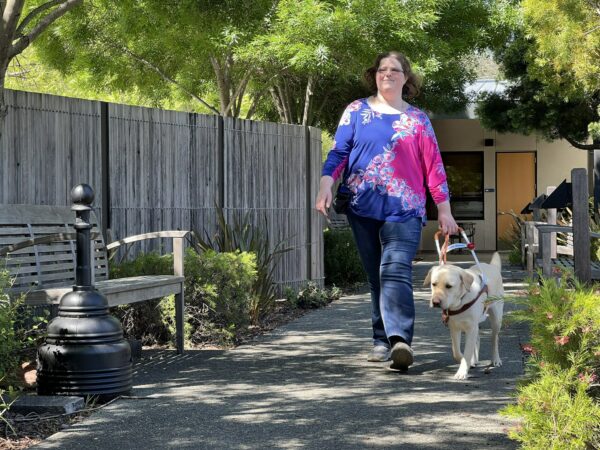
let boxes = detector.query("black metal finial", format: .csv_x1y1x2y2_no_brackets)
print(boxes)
71,184,94,210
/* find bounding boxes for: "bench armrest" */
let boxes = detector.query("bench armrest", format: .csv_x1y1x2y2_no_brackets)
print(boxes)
0,232,99,257
107,230,190,276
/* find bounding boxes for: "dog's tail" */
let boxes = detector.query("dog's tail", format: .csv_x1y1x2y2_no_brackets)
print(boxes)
490,251,502,270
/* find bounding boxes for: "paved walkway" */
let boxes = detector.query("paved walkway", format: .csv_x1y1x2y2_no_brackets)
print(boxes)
34,258,529,449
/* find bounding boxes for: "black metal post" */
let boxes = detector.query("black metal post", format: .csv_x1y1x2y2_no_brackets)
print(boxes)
37,184,132,401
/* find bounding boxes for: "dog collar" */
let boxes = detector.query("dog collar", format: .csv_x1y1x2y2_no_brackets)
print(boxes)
442,283,489,326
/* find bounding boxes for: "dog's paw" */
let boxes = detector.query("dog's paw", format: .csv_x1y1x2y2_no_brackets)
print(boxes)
453,369,469,380
492,357,502,367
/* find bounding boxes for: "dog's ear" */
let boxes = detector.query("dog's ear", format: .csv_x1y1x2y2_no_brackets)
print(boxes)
460,271,475,292
423,268,434,286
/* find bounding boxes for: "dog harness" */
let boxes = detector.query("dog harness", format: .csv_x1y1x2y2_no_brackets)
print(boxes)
441,277,489,326
434,229,489,326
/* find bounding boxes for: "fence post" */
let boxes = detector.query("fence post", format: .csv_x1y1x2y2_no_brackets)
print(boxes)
546,186,557,258
572,168,591,283
217,115,225,209
100,102,110,242
305,126,312,281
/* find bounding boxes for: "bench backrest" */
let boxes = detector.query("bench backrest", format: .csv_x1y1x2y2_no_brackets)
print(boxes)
0,204,108,295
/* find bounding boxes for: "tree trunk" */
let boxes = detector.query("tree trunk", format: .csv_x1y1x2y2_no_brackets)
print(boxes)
0,63,9,144
210,56,231,116
269,87,286,123
301,76,314,126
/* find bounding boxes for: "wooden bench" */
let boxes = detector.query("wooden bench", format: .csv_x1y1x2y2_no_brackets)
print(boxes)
0,204,188,354
536,224,600,280
533,168,600,283
524,220,574,274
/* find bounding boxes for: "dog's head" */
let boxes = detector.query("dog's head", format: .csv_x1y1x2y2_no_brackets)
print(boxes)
423,264,475,310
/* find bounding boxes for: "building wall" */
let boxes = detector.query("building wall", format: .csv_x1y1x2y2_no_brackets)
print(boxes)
421,119,588,251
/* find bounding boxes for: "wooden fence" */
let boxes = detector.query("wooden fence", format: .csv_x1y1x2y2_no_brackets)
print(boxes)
0,90,324,289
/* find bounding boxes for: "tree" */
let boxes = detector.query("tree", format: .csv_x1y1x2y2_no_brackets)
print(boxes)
0,0,82,139
476,32,599,151
34,0,275,116
245,0,504,130
32,0,505,131
476,1,600,205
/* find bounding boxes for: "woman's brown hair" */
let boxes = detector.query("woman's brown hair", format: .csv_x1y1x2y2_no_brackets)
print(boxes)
363,51,421,99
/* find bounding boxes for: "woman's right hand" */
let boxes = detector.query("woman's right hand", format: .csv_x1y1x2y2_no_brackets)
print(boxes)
315,176,334,218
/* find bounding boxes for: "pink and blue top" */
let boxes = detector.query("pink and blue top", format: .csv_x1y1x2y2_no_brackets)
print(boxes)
322,98,450,223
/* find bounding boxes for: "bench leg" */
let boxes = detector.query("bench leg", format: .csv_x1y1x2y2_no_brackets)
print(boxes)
175,286,184,355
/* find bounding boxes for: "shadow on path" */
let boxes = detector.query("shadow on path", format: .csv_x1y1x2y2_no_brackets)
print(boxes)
34,262,529,450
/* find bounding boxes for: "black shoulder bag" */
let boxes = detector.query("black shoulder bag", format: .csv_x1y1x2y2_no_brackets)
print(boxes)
332,185,352,214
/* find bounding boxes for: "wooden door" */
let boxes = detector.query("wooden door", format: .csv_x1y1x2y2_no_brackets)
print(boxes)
496,152,536,249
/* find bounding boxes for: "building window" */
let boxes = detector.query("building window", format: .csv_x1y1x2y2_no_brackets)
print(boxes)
426,152,484,220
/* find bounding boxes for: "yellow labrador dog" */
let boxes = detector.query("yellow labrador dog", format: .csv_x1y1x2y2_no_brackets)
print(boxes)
424,252,504,380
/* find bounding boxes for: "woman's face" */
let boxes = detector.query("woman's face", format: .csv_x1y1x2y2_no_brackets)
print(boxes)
375,56,406,96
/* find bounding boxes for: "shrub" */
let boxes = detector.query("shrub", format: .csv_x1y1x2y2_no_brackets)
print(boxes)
497,211,525,266
191,206,290,325
504,275,600,448
109,249,257,347
110,252,174,345
511,276,600,373
323,228,366,286
183,249,257,345
502,363,600,450
0,269,47,387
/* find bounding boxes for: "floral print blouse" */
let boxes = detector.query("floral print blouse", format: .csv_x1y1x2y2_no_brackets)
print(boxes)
322,98,449,223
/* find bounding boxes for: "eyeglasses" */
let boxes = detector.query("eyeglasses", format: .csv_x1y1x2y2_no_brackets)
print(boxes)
376,68,404,74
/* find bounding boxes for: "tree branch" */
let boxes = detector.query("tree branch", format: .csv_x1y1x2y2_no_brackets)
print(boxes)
564,135,599,150
9,0,81,59
245,91,264,120
223,69,251,117
117,44,220,115
269,86,286,123
1,0,24,45
15,0,62,36
583,23,600,36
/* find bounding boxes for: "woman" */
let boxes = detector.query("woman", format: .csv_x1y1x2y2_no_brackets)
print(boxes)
315,51,458,371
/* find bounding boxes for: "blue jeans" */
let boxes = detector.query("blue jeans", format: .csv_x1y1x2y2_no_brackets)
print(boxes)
347,213,422,347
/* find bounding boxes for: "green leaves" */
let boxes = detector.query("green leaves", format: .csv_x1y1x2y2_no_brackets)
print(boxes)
477,1,600,150
24,0,503,128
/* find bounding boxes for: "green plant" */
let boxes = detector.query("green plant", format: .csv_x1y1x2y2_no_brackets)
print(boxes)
295,282,342,309
504,275,600,447
109,252,174,345
502,363,600,450
190,205,291,325
497,210,525,266
511,276,600,373
0,270,46,388
183,249,257,345
323,228,366,286
109,249,258,346
0,382,16,434
109,251,174,278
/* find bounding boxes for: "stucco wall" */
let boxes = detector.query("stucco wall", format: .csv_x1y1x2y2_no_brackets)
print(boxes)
421,119,588,251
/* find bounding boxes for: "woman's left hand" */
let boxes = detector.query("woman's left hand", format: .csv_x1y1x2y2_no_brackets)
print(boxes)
436,201,459,236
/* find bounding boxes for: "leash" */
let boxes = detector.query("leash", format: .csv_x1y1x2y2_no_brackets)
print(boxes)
434,229,489,325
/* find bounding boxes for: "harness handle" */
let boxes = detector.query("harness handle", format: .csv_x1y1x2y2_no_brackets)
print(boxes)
434,227,464,265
